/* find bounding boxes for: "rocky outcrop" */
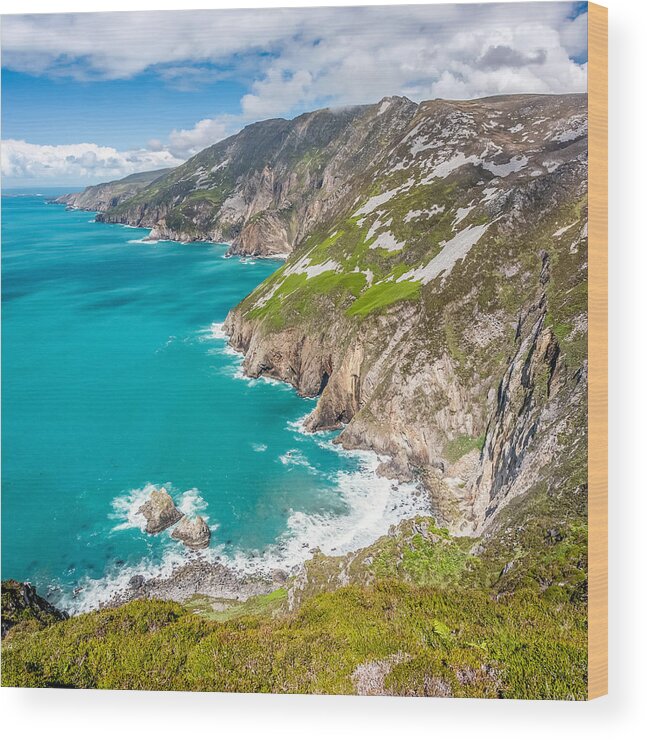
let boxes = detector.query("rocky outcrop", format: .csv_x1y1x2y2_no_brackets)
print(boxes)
102,559,277,609
171,515,211,550
352,653,408,696
137,487,183,534
1,580,68,638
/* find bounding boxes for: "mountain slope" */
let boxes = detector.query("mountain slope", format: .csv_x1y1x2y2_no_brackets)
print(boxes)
94,97,419,253
51,168,173,211
223,93,588,535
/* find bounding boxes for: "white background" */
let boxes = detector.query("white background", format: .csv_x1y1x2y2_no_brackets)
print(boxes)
1,0,645,736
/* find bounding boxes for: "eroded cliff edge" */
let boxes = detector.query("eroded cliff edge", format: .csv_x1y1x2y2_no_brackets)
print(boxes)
88,96,421,253
223,94,588,536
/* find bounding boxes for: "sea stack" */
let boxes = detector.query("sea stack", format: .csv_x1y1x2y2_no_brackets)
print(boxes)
137,487,183,534
171,515,211,550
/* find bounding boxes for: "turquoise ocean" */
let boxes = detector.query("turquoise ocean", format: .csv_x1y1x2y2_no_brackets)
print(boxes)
1,190,428,612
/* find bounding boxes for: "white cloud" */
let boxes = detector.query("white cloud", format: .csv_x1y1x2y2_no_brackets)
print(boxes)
560,9,589,59
0,9,298,80
147,4,587,163
242,70,314,119
1,5,587,95
227,4,587,115
1,139,183,184
165,116,236,159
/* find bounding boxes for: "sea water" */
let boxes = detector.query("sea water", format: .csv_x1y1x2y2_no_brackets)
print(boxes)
1,190,429,612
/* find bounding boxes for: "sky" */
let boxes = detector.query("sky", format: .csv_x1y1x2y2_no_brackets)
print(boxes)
1,2,588,187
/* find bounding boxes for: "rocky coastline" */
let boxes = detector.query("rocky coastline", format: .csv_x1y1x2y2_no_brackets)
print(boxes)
98,556,284,612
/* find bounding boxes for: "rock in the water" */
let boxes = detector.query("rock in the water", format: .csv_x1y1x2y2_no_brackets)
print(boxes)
171,515,211,550
137,487,183,534
128,575,145,589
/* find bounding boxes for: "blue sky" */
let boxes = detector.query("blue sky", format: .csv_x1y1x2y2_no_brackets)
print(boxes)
1,3,588,187
1,69,249,149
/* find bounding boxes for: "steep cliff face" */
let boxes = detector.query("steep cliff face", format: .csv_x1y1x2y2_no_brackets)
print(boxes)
93,97,419,252
224,93,588,534
57,94,587,535
51,168,173,211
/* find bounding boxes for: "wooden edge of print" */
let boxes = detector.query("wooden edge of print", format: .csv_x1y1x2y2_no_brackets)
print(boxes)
587,1,608,701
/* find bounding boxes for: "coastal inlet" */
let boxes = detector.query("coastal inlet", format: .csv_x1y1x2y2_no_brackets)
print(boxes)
1,192,431,612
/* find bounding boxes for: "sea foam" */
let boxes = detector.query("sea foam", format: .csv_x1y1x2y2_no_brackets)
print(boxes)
61,320,432,614
110,482,209,533
66,445,429,614
222,447,429,576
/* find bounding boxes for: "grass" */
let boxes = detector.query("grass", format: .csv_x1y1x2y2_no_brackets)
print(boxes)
443,434,485,464
347,279,421,317
184,589,288,622
1,581,586,698
246,268,367,330
372,531,474,587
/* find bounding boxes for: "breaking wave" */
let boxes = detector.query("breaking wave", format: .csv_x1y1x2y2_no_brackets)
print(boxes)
59,321,431,614
67,445,429,614
110,482,209,533
222,448,429,575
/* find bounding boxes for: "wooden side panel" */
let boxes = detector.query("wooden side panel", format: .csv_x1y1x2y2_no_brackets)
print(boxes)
587,1,608,701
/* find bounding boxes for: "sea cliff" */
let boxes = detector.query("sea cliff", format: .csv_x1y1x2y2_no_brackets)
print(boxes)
222,94,588,536
59,94,588,537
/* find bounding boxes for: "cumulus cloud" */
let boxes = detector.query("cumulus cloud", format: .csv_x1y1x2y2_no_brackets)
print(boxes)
242,70,314,119
232,4,586,112
479,45,547,70
1,4,587,94
165,116,236,159
147,3,587,161
1,140,184,184
0,9,307,80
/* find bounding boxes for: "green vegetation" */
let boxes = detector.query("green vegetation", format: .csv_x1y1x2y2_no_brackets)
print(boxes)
245,266,367,330
237,170,486,327
347,279,421,317
543,199,589,370
443,434,485,464
2,580,586,698
373,532,472,587
163,209,199,236
1,580,67,638
184,589,288,623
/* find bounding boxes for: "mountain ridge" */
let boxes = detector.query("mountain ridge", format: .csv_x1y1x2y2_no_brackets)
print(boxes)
51,168,173,212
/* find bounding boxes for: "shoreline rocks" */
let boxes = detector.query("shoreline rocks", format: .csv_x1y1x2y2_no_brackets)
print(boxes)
171,515,211,550
137,487,183,534
101,558,279,610
128,575,145,590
